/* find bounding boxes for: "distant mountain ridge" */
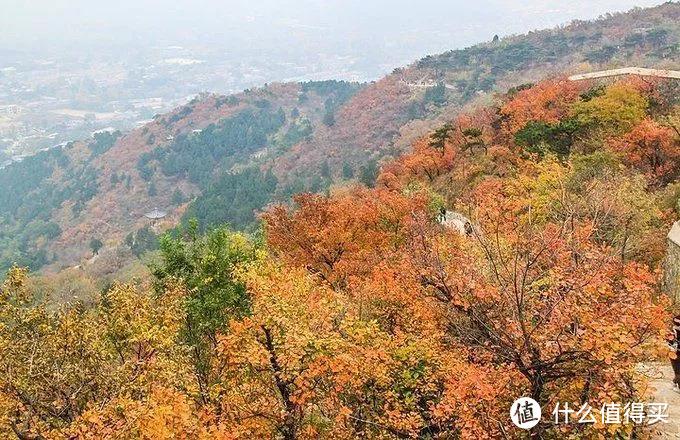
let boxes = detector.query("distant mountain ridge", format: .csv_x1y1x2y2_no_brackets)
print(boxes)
0,2,678,272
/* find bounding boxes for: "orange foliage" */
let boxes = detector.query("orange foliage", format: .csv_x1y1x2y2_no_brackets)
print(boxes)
500,79,585,134
611,117,680,184
258,78,678,437
4,74,677,439
263,187,430,289
379,137,459,188
72,387,235,440
261,176,670,437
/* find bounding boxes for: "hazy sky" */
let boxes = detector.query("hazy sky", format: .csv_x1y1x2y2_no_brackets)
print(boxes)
2,0,665,56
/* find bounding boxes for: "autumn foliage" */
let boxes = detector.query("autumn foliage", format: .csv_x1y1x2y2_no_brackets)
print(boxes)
612,117,680,184
500,79,586,133
0,77,678,439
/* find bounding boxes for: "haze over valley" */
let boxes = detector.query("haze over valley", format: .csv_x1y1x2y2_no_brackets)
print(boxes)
0,0,664,161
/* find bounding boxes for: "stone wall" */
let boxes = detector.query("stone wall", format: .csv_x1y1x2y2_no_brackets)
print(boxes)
664,240,680,303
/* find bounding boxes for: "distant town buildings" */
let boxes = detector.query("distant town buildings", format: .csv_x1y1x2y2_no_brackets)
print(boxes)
91,127,117,136
0,105,22,115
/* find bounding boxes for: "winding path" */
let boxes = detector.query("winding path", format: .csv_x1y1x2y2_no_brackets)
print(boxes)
647,363,680,438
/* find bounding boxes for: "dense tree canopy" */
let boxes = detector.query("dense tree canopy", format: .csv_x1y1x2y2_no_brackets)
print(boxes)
0,76,678,439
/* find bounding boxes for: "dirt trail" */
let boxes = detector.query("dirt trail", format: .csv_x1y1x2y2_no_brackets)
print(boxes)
646,363,680,439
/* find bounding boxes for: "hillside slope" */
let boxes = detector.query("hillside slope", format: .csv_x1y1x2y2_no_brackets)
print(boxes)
0,2,678,272
0,81,363,270
276,2,680,177
2,65,678,440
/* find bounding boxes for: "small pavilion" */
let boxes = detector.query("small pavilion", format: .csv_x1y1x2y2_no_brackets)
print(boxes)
144,207,167,226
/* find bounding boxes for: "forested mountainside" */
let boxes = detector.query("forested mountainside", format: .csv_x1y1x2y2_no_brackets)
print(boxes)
0,81,363,271
1,66,679,439
0,2,678,273
275,1,680,174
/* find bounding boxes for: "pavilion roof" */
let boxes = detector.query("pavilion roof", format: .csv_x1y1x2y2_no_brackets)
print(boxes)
144,208,167,220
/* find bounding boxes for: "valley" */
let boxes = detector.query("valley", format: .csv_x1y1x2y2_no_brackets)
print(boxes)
0,2,679,438
1,2,678,276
